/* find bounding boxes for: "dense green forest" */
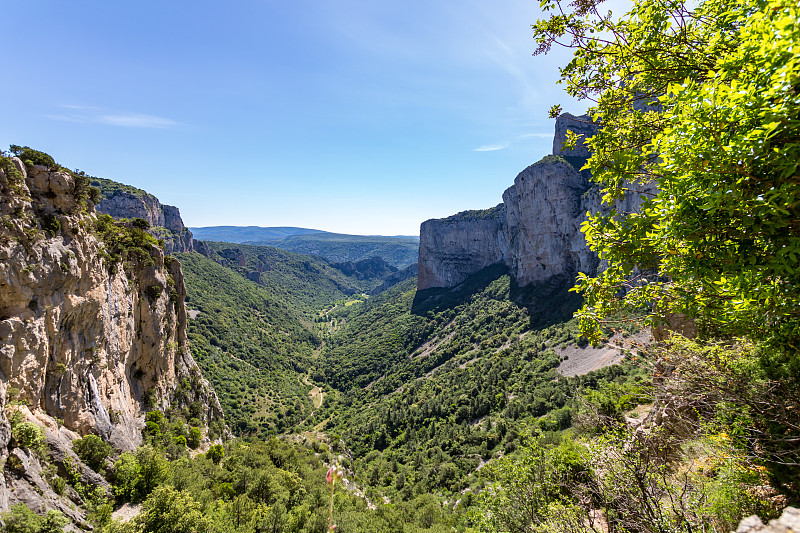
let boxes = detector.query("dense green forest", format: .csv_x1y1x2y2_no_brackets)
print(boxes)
308,268,644,504
246,232,419,269
175,242,419,438
170,240,648,528
3,0,799,528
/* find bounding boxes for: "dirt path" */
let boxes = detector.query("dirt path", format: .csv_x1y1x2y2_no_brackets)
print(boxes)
301,374,325,410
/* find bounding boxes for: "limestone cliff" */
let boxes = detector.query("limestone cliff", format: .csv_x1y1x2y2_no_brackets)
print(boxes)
0,155,223,517
418,205,507,290
93,176,194,254
418,112,643,291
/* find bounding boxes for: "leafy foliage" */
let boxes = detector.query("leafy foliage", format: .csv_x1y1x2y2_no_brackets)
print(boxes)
534,0,800,357
9,144,58,169
0,504,68,533
90,175,153,201
73,434,113,471
437,204,504,222
94,214,161,273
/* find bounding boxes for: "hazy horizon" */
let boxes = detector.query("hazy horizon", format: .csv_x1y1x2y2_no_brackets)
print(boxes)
2,0,628,235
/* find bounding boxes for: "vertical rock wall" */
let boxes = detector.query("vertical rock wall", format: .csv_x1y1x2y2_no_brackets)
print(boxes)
0,158,223,454
96,186,195,254
417,205,507,290
418,112,643,291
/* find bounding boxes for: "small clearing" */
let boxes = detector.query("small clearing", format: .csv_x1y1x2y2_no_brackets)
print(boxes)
112,504,141,523
302,374,324,409
557,330,651,377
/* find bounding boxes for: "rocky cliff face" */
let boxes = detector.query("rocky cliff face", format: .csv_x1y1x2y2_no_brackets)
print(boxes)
418,113,636,291
95,179,194,254
0,156,223,517
418,205,507,290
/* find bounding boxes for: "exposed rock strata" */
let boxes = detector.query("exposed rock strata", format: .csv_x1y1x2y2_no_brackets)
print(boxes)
418,205,507,291
418,112,647,291
0,157,223,517
552,112,597,163
96,183,194,254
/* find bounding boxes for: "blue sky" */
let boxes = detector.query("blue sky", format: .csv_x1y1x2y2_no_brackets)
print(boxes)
2,0,593,235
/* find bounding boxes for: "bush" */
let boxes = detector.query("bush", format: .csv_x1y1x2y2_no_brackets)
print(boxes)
9,145,57,169
0,503,68,533
145,285,163,301
187,427,202,449
73,434,112,471
207,444,224,464
132,218,150,230
112,452,142,502
12,421,44,451
132,486,211,533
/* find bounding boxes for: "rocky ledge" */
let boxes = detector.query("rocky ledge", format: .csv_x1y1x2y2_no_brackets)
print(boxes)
93,176,195,254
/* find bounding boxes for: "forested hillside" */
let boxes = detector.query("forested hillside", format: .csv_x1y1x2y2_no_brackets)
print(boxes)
3,0,798,529
155,228,646,516
308,268,643,504
246,232,420,269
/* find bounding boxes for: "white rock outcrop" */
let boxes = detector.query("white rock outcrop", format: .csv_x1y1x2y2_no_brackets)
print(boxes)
97,186,194,254
0,156,224,515
418,112,648,291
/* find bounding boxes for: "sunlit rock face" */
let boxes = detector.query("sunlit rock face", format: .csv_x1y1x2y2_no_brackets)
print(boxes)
502,156,598,288
0,158,223,454
418,112,653,291
97,188,194,254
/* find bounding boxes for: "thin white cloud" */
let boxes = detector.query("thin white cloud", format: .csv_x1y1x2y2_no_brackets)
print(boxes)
97,114,177,128
473,143,508,152
474,132,553,152
59,104,103,111
45,108,177,128
519,133,552,139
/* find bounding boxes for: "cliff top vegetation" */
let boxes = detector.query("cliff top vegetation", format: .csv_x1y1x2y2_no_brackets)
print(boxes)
436,203,505,223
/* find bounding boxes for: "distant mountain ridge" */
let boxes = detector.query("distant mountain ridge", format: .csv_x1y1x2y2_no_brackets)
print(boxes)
189,225,325,242
192,226,420,269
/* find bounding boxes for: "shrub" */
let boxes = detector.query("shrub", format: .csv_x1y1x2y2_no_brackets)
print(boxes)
112,452,142,502
207,444,224,464
0,504,68,533
73,434,112,471
145,285,163,301
132,218,150,230
144,421,161,436
9,145,57,169
132,486,211,533
187,427,202,449
12,421,44,451
42,215,61,237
